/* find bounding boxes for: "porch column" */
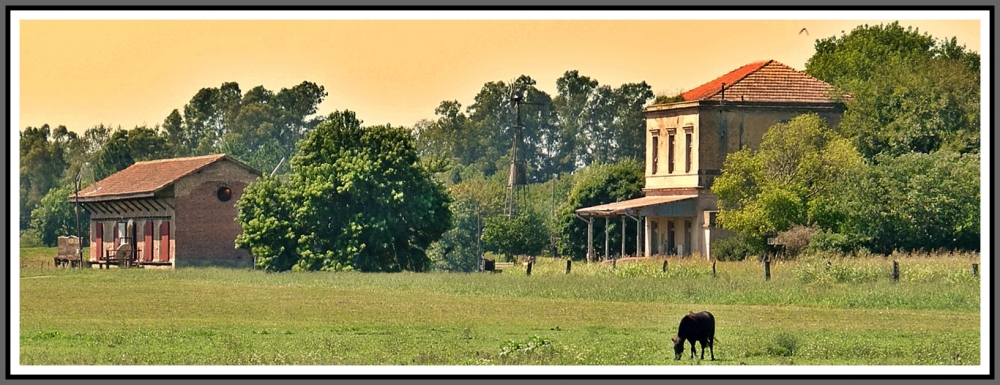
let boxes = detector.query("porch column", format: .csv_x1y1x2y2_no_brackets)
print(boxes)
637,215,642,257
587,217,594,263
621,216,626,258
644,217,651,257
604,217,609,261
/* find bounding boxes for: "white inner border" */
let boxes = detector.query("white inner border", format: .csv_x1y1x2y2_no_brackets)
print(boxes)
8,9,991,377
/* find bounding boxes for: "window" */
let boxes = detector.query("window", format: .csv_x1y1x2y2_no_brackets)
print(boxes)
668,133,675,173
651,135,659,174
217,186,233,202
685,131,693,173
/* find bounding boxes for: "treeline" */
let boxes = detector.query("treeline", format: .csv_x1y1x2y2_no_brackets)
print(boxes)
19,81,328,247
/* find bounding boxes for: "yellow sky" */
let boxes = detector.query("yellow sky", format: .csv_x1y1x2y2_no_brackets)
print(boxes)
18,17,982,133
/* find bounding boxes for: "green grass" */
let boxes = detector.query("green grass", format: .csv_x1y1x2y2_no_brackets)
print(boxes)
17,250,981,365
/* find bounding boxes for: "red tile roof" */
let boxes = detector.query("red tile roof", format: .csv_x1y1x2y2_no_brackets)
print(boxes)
681,60,850,103
71,154,258,201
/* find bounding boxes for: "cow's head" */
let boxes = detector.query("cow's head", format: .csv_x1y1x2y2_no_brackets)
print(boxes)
672,336,684,360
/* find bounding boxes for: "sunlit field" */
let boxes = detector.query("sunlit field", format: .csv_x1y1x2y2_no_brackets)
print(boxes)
18,248,980,366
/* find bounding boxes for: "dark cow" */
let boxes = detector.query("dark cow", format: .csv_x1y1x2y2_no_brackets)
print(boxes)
672,311,716,360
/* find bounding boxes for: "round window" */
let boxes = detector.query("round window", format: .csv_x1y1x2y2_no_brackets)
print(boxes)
217,187,232,202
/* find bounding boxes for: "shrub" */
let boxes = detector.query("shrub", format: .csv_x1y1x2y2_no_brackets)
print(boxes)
774,225,818,257
19,230,45,248
711,236,761,261
807,231,852,253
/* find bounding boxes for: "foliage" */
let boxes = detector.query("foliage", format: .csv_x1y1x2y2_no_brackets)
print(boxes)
427,175,506,271
19,125,69,229
831,150,979,254
774,225,818,257
713,114,864,243
19,231,45,248
236,110,452,272
413,71,653,183
805,231,852,253
710,236,762,261
557,159,644,260
805,22,980,160
481,210,550,260
652,92,686,105
29,185,88,246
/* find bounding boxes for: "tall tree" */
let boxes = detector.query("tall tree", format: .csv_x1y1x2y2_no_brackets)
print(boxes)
805,22,980,160
236,110,452,272
19,125,68,229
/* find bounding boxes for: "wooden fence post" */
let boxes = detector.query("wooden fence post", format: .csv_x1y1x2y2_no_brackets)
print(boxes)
566,259,572,274
892,260,899,282
612,255,617,269
526,262,533,276
764,257,771,281
972,263,979,277
662,260,667,273
712,261,717,278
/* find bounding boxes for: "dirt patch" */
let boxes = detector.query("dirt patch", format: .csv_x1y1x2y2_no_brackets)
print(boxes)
23,275,55,279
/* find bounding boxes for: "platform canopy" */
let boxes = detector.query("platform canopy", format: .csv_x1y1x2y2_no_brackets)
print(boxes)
575,195,697,218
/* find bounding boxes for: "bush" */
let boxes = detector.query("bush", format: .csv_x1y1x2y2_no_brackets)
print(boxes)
807,231,853,253
712,236,761,261
774,225,818,257
19,230,45,248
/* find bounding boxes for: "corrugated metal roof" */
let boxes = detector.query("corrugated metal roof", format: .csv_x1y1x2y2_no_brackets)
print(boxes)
576,195,697,217
71,154,259,202
681,60,851,103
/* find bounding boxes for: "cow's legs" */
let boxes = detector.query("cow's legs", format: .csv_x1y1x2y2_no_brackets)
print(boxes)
709,339,715,360
699,340,705,359
689,341,696,359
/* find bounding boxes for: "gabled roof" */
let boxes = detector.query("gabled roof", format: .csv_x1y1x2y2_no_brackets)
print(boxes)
71,154,260,202
680,60,850,103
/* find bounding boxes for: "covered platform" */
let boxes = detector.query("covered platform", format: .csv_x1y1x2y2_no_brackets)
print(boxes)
575,195,704,262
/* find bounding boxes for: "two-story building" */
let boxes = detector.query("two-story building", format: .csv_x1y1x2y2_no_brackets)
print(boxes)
576,60,850,259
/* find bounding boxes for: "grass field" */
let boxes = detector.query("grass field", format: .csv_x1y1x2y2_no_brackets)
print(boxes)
17,248,981,366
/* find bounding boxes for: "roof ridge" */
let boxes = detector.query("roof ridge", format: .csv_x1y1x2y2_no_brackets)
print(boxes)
132,153,226,165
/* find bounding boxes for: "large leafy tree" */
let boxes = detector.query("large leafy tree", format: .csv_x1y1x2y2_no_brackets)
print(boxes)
832,150,979,253
236,110,452,272
482,209,549,261
805,22,980,160
29,184,87,246
557,159,644,261
712,114,864,244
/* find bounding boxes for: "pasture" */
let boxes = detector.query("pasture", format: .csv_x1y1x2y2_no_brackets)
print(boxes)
17,248,981,366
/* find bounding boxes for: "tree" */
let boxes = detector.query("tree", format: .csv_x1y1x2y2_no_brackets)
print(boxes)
482,210,549,261
29,184,83,246
832,150,979,253
805,22,980,160
712,114,864,244
19,125,68,229
426,174,506,271
557,159,645,260
236,110,452,272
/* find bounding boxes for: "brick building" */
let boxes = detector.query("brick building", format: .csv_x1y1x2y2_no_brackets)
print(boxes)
70,154,260,268
576,60,851,259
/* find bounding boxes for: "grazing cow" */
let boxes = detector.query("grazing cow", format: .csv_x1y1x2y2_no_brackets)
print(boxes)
672,311,716,360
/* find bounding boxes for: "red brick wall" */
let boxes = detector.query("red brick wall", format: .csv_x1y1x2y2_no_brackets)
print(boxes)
173,160,258,264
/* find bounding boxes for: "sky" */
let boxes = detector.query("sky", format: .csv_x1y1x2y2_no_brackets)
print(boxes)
15,11,985,135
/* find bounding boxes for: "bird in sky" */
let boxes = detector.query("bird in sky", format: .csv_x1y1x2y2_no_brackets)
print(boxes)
799,28,809,35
